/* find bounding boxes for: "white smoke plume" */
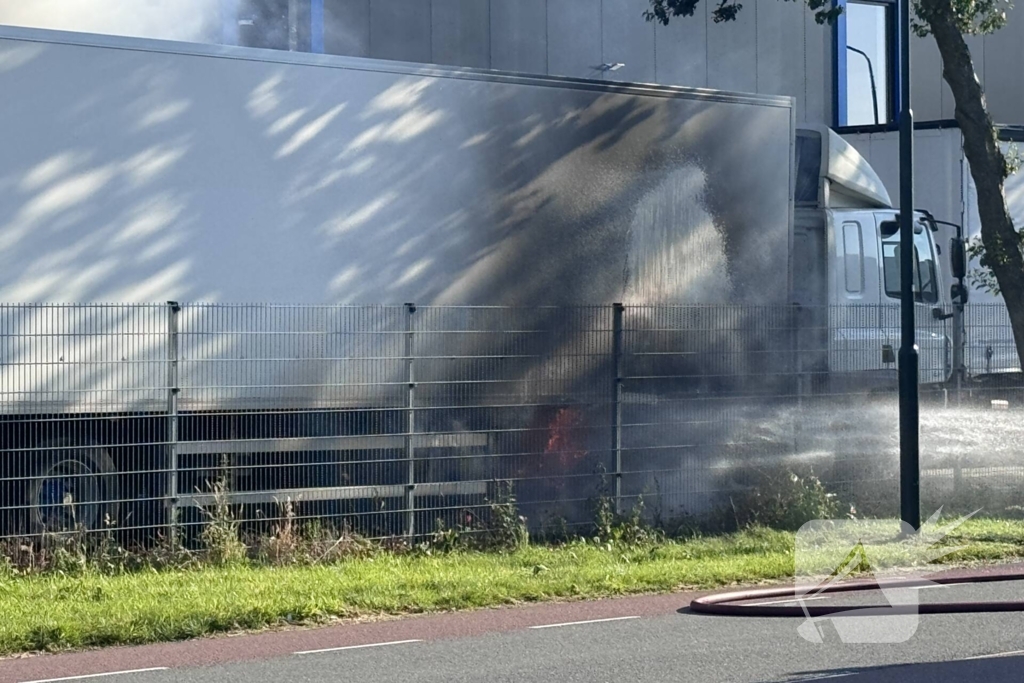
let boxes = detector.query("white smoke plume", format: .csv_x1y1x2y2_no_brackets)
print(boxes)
0,0,228,43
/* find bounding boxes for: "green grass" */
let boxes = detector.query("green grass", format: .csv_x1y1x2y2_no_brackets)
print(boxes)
2,520,1023,656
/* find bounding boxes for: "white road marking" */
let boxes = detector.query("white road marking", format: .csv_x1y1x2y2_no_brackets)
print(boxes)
961,649,1024,661
294,639,422,655
529,616,640,629
22,668,169,683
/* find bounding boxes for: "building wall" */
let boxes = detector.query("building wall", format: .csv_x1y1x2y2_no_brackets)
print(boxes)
316,0,1024,127
1,1,1020,125
908,17,1022,125
241,0,1024,129
319,0,832,124
844,127,965,227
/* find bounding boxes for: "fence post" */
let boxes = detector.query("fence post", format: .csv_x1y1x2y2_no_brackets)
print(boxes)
791,305,803,456
166,301,181,544
611,303,624,515
794,305,804,408
953,301,965,406
404,303,417,539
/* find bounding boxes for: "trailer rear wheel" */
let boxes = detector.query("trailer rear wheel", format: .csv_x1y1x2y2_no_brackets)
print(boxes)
26,438,119,535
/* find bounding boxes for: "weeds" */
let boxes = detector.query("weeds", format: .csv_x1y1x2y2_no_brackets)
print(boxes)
921,480,1024,521
418,481,530,554
0,525,133,577
254,498,301,565
590,470,661,547
138,532,196,571
197,478,246,566
424,519,467,554
484,481,529,551
0,552,12,580
721,466,840,532
533,509,576,545
590,499,655,546
592,496,660,547
0,465,994,577
593,488,617,543
0,464,834,576
247,498,375,566
305,520,374,563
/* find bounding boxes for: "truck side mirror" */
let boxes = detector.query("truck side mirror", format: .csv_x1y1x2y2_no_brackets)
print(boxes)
951,237,967,280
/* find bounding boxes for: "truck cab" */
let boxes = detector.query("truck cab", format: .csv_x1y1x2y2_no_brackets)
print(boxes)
794,126,954,391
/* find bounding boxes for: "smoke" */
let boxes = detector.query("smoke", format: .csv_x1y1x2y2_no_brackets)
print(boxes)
0,0,226,43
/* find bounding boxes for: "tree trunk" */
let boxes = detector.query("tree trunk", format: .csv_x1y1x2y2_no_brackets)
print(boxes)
921,0,1024,373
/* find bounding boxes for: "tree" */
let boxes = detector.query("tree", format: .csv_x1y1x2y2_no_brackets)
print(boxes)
646,0,1024,373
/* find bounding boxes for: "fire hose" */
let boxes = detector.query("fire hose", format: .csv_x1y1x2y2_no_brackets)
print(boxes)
692,570,1024,616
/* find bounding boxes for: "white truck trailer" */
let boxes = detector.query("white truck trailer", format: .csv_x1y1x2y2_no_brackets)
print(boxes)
0,25,963,535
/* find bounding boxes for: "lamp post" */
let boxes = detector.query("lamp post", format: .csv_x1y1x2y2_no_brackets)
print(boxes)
898,0,921,531
846,45,880,126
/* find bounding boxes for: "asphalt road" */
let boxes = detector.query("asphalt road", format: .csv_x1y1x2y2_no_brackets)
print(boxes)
57,612,1024,683
6,584,1024,683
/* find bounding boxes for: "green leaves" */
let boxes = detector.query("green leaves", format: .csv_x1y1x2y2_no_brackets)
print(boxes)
645,0,842,26
915,0,1012,37
644,0,703,23
966,231,1024,295
645,0,1012,30
711,0,744,24
647,0,1007,30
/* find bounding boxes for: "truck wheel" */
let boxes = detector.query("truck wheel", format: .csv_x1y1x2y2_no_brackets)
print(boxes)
26,438,119,534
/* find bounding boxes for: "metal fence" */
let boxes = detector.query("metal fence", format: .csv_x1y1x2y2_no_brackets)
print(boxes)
1,303,1022,546
965,304,1020,376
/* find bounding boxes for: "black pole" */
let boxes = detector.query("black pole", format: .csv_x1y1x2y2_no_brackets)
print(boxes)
846,45,880,126
898,0,921,530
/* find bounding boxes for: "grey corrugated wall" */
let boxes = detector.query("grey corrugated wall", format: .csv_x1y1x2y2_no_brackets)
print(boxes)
321,0,832,124
319,0,1023,126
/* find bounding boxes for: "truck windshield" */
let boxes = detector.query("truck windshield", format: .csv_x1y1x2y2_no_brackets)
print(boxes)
882,224,939,304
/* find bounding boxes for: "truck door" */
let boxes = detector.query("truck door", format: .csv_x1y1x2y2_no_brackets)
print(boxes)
876,214,951,385
830,213,886,384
